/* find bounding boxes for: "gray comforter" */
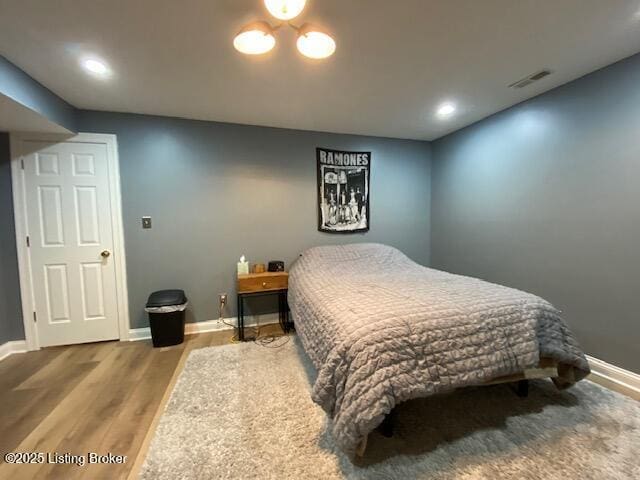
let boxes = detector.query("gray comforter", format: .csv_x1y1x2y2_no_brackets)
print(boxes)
288,243,590,454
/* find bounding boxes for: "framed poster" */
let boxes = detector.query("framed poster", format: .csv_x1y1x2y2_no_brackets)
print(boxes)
317,147,370,234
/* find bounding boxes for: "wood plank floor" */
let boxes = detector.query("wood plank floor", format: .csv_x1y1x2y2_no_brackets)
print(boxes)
0,325,284,480
1,326,635,479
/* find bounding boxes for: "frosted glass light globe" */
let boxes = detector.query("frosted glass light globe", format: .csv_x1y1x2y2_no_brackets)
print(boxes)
297,28,336,59
234,22,276,55
264,0,306,21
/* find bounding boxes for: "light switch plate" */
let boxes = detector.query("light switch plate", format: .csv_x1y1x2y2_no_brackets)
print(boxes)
142,216,152,229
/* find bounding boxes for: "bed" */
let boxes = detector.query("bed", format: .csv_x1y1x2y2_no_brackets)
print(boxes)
287,243,590,455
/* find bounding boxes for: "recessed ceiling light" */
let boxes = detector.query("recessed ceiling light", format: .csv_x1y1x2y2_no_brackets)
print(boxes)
436,103,456,117
296,24,336,59
233,21,277,55
264,0,306,21
81,58,111,78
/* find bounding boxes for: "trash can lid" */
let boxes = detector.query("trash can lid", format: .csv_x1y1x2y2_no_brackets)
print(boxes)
146,289,187,307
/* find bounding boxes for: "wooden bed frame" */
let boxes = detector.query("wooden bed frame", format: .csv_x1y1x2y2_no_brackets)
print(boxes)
355,358,559,457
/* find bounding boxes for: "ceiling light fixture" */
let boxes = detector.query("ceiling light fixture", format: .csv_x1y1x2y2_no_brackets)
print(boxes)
264,0,306,21
295,24,336,59
234,0,336,60
233,21,277,55
436,103,456,117
81,58,111,78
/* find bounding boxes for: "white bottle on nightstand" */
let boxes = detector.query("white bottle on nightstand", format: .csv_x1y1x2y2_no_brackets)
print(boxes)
237,255,249,275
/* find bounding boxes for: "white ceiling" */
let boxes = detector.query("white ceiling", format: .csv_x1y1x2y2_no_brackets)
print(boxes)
1,0,639,140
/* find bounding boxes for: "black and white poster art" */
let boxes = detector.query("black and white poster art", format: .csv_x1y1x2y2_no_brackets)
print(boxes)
317,147,370,234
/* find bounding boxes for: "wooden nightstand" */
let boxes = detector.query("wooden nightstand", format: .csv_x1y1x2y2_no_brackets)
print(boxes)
236,272,292,341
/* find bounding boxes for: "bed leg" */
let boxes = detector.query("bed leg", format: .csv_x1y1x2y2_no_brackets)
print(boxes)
515,379,529,397
379,409,396,438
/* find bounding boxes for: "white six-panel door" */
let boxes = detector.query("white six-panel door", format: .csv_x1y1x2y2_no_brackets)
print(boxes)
22,140,120,347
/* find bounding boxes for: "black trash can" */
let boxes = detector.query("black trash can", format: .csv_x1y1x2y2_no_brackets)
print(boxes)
145,289,188,347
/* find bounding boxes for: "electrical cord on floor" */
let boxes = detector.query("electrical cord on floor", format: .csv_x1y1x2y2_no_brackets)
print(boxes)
219,297,290,347
218,298,241,343
253,314,290,348
254,334,290,348
222,320,242,343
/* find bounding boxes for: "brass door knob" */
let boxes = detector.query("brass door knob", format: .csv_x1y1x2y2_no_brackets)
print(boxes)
101,250,111,258
262,282,268,288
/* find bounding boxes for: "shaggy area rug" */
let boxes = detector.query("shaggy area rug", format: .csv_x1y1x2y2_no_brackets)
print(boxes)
139,339,640,479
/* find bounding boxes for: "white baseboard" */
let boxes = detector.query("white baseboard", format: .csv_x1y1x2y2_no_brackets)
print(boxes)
0,340,28,361
587,355,640,400
128,313,281,342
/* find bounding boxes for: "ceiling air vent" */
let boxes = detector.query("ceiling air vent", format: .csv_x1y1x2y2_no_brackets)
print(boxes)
508,69,552,89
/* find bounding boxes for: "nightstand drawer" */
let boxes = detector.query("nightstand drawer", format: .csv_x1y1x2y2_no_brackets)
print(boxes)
237,272,288,293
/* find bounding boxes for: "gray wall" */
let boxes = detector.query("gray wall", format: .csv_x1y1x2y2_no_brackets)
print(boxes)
431,53,640,373
77,111,432,329
0,56,77,132
0,132,25,342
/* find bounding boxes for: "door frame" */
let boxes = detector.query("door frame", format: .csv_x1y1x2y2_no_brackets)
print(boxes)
10,132,130,350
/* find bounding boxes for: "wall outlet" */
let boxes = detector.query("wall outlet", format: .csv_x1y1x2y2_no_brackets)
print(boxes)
142,216,152,229
218,294,228,323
